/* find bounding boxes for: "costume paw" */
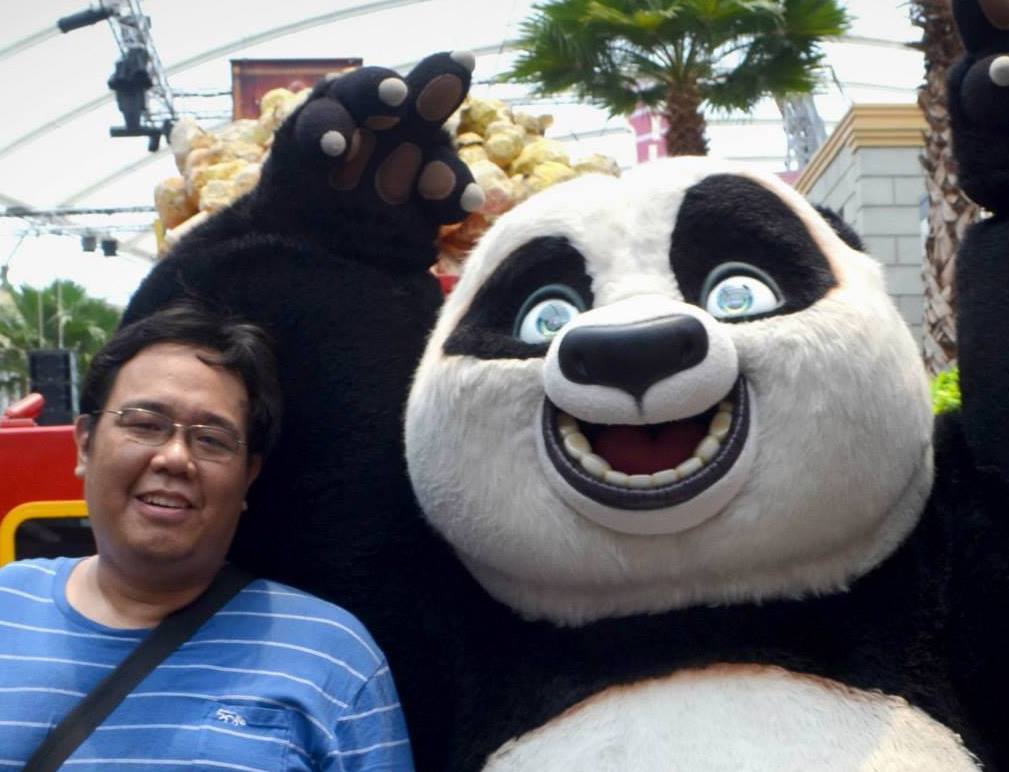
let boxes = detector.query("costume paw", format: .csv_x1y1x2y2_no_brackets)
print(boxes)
954,0,1009,124
292,67,408,160
959,53,1009,127
955,0,1009,55
271,51,482,226
951,0,1009,210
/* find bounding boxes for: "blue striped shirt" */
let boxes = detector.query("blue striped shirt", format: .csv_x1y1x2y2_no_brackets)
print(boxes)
0,557,414,771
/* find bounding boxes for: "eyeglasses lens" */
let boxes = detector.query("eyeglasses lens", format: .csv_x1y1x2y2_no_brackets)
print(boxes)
116,408,239,460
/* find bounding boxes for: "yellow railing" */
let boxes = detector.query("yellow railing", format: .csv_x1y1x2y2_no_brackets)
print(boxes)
0,500,88,566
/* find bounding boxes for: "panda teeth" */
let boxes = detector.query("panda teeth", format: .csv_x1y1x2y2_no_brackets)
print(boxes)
557,404,734,489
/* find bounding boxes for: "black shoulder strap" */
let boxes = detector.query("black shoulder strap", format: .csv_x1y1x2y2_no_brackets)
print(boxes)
23,563,255,772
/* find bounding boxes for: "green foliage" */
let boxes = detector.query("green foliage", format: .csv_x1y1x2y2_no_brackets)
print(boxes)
0,280,121,405
931,366,961,415
504,0,849,146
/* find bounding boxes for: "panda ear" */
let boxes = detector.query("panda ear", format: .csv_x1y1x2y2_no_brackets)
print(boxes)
814,206,864,252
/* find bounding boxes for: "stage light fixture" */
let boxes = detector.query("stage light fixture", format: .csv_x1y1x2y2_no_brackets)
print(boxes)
100,237,118,257
57,6,115,34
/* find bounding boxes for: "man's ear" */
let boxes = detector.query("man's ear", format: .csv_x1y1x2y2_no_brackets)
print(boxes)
73,415,91,479
246,454,263,491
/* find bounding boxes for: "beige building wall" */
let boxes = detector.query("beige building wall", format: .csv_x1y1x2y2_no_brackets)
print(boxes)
795,105,928,345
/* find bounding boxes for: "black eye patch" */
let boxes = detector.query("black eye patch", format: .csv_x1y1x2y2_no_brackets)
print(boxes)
671,175,838,318
443,236,594,360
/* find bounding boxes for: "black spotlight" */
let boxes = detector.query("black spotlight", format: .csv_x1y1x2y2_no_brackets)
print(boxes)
80,233,97,252
57,6,115,34
100,237,118,257
108,48,152,131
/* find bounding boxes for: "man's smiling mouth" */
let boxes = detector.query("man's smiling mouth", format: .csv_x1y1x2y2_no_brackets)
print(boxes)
137,492,193,511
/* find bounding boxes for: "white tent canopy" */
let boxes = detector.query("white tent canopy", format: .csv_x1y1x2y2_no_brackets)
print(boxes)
1,0,924,306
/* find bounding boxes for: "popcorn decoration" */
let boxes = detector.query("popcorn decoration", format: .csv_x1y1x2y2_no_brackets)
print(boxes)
436,96,620,275
154,90,620,269
154,87,309,253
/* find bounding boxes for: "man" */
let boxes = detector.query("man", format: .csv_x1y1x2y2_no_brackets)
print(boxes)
0,303,414,770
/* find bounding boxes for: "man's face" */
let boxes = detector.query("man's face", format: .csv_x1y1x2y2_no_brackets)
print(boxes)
74,342,262,582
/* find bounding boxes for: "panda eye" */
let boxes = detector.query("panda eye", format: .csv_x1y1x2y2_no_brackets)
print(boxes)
517,299,581,344
514,284,586,344
700,263,783,321
704,276,778,319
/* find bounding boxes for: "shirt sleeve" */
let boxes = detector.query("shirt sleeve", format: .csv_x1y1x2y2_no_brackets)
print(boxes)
324,661,416,772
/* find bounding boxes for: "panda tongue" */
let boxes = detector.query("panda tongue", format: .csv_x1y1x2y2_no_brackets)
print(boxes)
593,420,709,475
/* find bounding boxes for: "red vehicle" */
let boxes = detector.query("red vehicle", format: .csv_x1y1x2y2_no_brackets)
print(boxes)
0,393,90,566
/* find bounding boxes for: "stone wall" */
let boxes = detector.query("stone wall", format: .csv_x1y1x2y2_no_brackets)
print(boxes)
796,105,928,347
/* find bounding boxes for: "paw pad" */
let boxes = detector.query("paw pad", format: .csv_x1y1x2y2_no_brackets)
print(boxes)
365,115,401,131
418,161,456,201
376,142,423,204
416,75,465,123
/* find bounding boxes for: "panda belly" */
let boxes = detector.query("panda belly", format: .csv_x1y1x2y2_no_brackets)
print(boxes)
483,664,978,771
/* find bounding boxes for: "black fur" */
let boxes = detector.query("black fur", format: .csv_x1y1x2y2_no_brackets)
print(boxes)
671,175,838,315
816,205,864,251
949,0,1009,211
443,236,594,360
122,56,490,771
121,12,1009,768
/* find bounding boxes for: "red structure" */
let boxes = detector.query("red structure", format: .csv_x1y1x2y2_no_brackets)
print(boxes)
628,105,669,164
0,395,81,517
0,394,86,565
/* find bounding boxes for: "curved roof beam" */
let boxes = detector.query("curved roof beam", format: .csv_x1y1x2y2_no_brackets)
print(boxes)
4,20,918,206
392,41,518,74
0,25,60,64
1,193,154,261
0,192,29,208
0,14,917,164
0,0,438,163
59,148,171,206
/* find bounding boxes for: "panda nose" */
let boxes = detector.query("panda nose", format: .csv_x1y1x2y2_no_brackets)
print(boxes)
558,315,709,401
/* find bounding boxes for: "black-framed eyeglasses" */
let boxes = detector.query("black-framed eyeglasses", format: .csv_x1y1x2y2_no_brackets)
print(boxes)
94,407,247,462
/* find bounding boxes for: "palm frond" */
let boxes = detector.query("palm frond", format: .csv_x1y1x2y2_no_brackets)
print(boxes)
501,0,849,149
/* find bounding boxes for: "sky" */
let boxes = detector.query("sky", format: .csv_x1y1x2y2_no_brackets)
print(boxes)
0,0,924,309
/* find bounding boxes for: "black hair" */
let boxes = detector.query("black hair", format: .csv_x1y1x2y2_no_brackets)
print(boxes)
79,301,282,458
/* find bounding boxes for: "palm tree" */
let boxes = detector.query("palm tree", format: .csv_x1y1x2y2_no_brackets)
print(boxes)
0,287,31,403
0,280,120,407
909,0,979,375
504,0,849,156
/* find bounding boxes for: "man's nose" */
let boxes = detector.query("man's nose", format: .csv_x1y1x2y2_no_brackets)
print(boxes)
152,428,197,475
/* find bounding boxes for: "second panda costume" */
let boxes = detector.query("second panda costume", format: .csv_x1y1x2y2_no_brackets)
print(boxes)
123,2,1009,768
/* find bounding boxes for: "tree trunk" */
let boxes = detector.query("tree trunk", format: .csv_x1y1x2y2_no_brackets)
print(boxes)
663,80,708,156
911,0,980,375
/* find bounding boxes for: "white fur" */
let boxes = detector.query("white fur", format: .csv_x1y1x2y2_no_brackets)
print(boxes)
483,666,979,771
406,156,934,625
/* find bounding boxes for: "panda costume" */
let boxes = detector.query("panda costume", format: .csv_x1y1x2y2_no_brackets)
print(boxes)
122,2,1009,769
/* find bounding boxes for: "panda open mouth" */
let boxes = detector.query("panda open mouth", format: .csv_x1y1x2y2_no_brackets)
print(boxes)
542,378,750,510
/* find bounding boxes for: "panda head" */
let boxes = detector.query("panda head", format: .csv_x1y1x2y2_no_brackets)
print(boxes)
405,156,934,626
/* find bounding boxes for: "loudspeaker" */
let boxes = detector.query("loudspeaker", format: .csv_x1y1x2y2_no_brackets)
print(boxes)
29,349,78,426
